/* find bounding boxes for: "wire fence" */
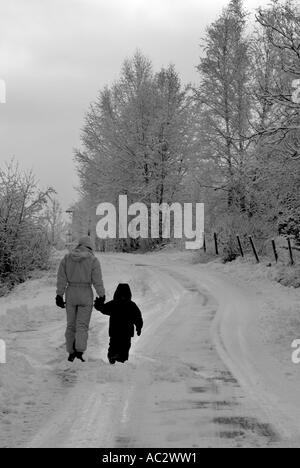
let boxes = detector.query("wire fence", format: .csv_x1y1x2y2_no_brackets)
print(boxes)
203,233,298,266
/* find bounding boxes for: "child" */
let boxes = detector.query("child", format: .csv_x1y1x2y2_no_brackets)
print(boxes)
94,283,143,364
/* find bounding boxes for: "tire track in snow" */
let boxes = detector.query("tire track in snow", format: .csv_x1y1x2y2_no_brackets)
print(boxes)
25,258,183,448
15,254,288,447
105,260,282,448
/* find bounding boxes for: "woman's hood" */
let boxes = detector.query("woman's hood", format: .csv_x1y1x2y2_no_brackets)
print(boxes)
69,246,93,262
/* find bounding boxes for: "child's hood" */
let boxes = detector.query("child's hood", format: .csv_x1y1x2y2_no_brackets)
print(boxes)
113,283,132,301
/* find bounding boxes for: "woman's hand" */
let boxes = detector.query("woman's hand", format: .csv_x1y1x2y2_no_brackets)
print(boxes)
56,295,65,309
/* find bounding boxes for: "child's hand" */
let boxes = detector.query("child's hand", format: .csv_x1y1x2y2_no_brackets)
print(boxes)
94,296,106,310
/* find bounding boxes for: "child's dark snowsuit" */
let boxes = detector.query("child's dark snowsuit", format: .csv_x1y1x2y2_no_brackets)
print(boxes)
97,284,143,363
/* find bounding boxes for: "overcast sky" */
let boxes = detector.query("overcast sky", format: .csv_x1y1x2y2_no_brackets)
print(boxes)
0,0,270,210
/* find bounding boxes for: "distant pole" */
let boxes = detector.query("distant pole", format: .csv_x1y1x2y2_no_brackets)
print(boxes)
287,237,294,265
249,236,259,263
203,233,206,253
214,232,219,255
237,235,244,258
272,239,278,263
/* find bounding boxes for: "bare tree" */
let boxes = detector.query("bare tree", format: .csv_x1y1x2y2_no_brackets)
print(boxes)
0,159,54,290
44,197,65,246
194,0,253,210
254,0,300,157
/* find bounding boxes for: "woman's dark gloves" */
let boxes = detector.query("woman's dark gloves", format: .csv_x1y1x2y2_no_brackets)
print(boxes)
94,296,106,310
56,295,106,310
56,295,65,309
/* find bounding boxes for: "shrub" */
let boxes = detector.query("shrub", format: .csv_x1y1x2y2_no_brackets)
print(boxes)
0,160,54,294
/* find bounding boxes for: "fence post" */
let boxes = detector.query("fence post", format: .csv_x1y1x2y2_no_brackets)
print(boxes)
203,233,206,253
287,237,294,266
249,236,260,263
214,232,219,256
237,235,244,257
272,239,278,263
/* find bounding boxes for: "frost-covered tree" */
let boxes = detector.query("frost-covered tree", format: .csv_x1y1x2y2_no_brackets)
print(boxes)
194,0,252,212
192,0,300,258
0,160,54,291
254,0,300,149
75,52,193,249
249,0,300,242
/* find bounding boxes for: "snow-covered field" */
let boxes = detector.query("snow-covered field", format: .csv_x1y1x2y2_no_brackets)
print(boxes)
0,251,300,447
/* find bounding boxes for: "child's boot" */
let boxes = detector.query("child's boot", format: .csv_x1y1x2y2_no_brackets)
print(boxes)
68,352,76,362
76,352,85,362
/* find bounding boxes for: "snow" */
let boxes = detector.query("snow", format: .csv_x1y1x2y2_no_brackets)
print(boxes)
1,251,300,447
206,258,300,442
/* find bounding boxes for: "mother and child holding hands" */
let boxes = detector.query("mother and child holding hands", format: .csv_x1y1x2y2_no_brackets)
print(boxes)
55,236,143,363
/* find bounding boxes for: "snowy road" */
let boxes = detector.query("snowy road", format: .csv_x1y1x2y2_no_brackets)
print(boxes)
1,253,299,447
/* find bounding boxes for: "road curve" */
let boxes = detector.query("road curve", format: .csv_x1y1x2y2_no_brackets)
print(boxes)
25,255,289,448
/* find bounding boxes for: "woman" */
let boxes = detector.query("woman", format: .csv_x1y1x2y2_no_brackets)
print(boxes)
55,236,106,362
